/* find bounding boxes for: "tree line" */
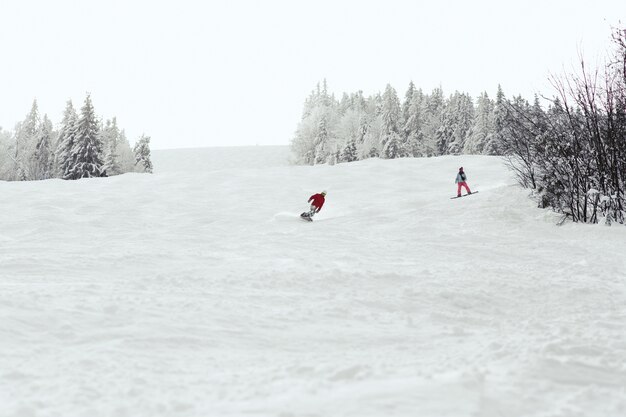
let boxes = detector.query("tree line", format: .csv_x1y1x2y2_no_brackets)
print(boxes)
291,79,506,165
291,27,626,225
0,94,153,181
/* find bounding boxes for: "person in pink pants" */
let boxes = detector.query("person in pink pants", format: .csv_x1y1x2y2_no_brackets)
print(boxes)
455,167,472,197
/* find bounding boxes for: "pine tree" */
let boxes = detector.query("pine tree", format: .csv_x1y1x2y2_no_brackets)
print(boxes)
31,115,54,180
404,88,425,156
338,92,351,116
68,94,105,179
451,92,475,154
22,100,40,140
437,92,475,155
485,85,506,155
291,80,340,165
380,84,402,158
116,129,136,173
0,127,13,179
464,92,495,154
56,101,79,178
382,132,402,159
402,81,416,133
102,118,122,175
340,137,358,162
12,100,40,180
422,87,445,156
335,109,360,155
133,134,153,173
314,114,330,164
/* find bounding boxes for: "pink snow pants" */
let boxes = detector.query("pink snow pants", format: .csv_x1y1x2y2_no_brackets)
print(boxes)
457,182,471,196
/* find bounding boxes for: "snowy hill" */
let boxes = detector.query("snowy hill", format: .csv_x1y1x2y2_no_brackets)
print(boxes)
1,146,625,417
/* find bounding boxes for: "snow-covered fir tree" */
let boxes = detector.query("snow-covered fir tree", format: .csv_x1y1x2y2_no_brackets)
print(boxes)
12,100,40,180
421,87,445,156
404,88,426,156
291,80,340,165
30,115,55,180
133,134,153,173
340,137,358,163
56,100,79,179
335,108,362,158
402,81,416,138
0,127,14,179
116,129,137,173
102,118,122,176
438,92,475,155
382,132,403,159
463,92,494,154
484,85,506,155
67,94,105,179
314,114,331,164
380,84,403,158
361,113,383,159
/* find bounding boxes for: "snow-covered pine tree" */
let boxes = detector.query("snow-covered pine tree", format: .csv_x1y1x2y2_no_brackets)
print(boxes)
484,85,506,155
133,134,153,173
351,90,367,113
340,137,358,162
434,99,453,156
56,101,79,178
67,94,105,179
291,80,340,165
12,100,40,180
116,129,136,173
335,108,361,158
380,84,403,158
355,91,376,145
320,79,331,107
463,92,495,154
338,92,351,116
404,88,425,156
335,89,372,155
30,114,55,180
402,81,416,134
451,92,475,154
102,118,122,175
327,147,339,165
292,114,318,165
0,128,11,179
301,88,319,120
382,131,402,159
314,114,330,164
421,87,445,156
439,92,475,155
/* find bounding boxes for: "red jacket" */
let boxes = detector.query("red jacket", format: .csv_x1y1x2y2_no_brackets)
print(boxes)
308,193,325,211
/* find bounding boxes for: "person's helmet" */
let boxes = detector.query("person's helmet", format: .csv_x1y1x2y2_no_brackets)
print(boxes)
459,167,464,171
321,191,327,196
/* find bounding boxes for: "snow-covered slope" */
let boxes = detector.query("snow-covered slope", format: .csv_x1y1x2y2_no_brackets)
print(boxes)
1,146,625,417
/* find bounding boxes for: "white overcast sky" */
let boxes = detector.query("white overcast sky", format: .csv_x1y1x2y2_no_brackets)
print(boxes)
0,0,623,149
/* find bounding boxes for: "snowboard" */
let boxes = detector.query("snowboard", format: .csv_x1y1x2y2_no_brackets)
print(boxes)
300,213,313,222
451,191,478,199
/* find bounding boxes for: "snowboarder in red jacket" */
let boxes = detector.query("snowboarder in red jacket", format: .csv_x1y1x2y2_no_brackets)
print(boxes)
301,191,326,220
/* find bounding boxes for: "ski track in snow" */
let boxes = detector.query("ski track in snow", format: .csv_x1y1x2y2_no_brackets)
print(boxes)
1,146,626,417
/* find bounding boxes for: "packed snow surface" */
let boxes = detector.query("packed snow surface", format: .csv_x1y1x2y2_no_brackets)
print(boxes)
1,146,625,417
